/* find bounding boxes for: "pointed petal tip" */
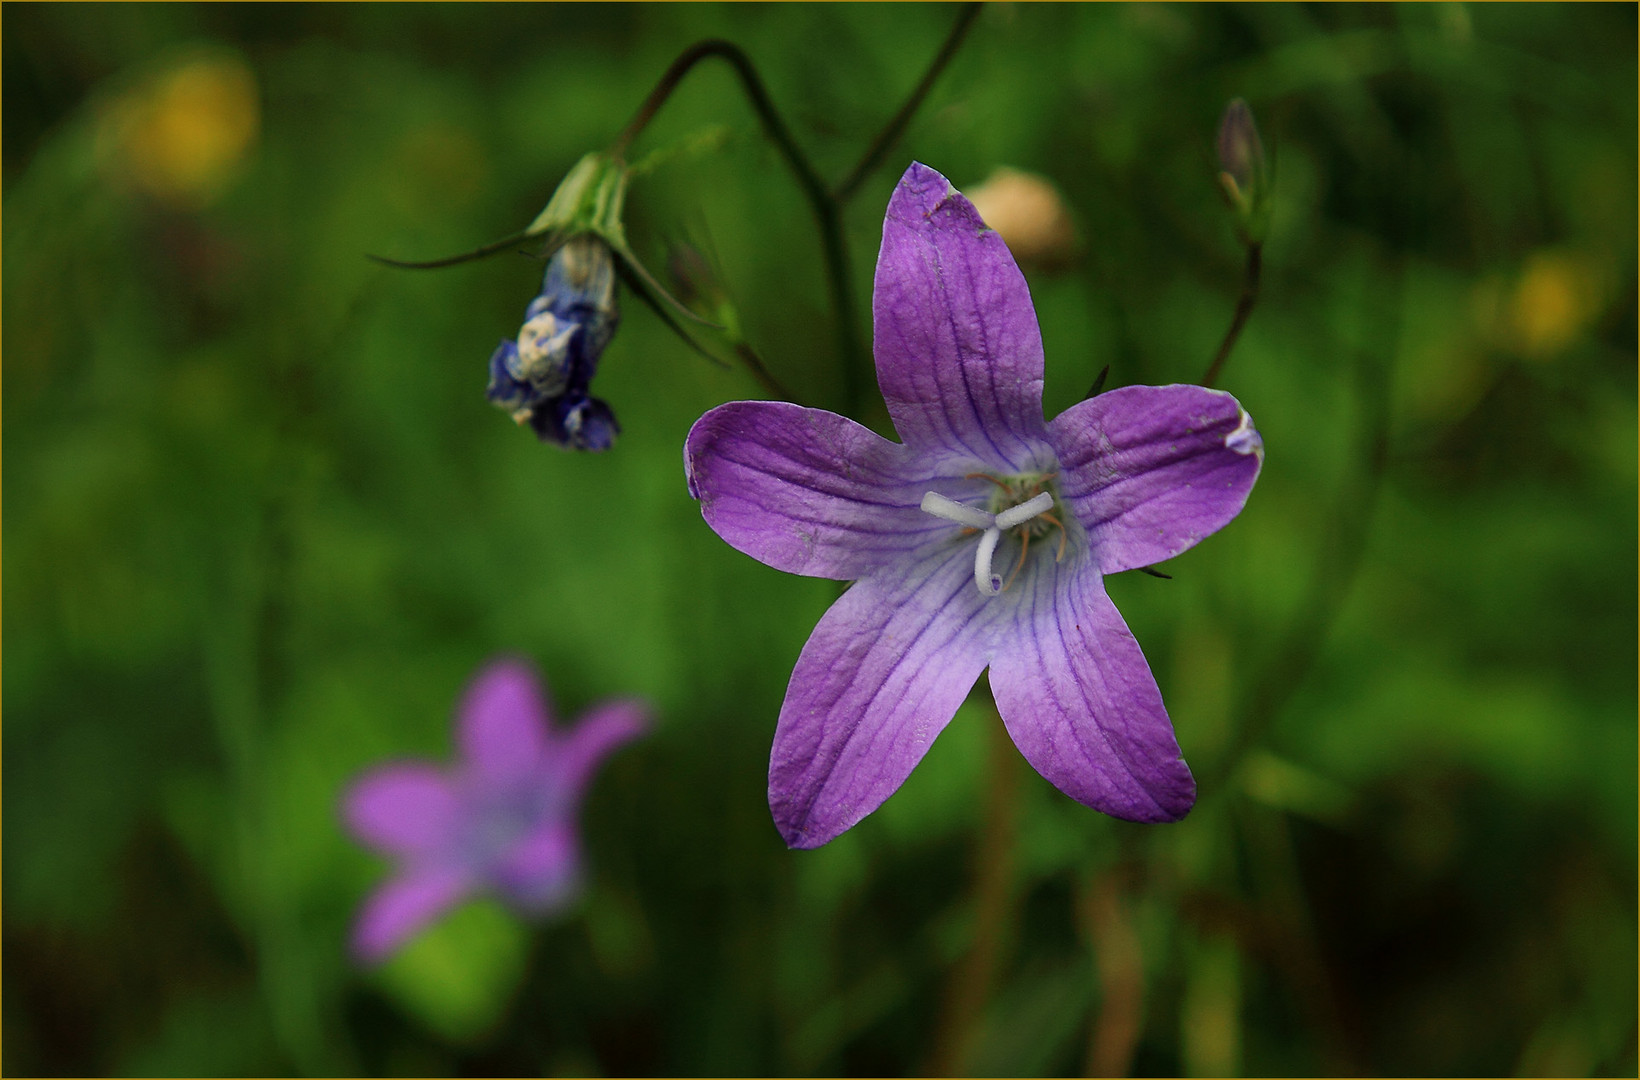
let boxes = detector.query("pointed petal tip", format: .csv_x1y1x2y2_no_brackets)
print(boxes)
771,803,848,850
349,867,473,966
458,655,554,782
890,161,985,233
1121,752,1197,823
469,654,544,701
1133,768,1197,823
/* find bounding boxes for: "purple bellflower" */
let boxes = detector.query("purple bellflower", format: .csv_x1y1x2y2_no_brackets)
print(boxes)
342,657,647,963
487,234,623,450
684,162,1263,849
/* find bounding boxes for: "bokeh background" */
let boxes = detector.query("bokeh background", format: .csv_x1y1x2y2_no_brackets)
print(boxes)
5,3,1635,1076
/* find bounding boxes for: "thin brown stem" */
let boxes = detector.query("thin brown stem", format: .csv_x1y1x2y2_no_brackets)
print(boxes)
367,228,546,270
610,39,865,407
832,2,984,203
733,342,799,403
612,40,828,209
1202,243,1262,388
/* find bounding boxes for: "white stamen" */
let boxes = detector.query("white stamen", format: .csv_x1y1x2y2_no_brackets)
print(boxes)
974,527,1003,594
994,491,1054,530
920,491,995,531
923,488,1058,595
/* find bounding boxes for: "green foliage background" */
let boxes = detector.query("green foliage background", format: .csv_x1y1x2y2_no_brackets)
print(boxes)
5,3,1635,1075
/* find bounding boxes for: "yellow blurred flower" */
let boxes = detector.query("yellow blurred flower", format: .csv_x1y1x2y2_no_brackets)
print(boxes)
1507,249,1605,360
965,166,1082,272
98,52,260,209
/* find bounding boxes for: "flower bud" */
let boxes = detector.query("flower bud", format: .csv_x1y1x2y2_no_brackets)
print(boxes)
1216,98,1269,245
965,167,1081,272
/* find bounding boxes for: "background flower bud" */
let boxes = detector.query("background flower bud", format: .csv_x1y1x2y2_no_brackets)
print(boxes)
1216,98,1270,245
964,166,1082,272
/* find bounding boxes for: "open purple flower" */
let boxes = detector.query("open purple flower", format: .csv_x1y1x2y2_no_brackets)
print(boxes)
684,162,1263,849
342,658,647,963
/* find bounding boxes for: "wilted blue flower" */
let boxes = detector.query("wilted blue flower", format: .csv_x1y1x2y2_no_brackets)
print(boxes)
685,163,1263,848
342,657,648,963
486,234,623,450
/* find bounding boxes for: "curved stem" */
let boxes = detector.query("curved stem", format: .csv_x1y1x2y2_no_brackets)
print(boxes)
832,2,984,204
1202,243,1262,388
367,228,546,271
610,39,865,406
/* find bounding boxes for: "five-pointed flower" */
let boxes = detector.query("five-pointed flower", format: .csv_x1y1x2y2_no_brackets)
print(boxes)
341,657,648,963
684,162,1264,849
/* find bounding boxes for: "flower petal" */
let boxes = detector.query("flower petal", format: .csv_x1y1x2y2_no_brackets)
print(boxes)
685,400,940,579
457,658,551,784
493,821,581,914
351,863,476,964
1049,384,1263,574
873,162,1052,471
556,699,649,801
770,542,995,848
988,555,1195,822
342,763,462,857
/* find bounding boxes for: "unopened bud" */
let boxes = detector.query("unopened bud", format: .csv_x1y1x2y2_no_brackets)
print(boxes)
666,244,715,310
965,167,1081,272
1216,98,1269,245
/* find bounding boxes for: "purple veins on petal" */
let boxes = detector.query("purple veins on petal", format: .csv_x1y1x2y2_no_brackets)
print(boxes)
685,400,936,580
1049,384,1262,576
769,542,995,848
684,161,1263,847
988,553,1195,823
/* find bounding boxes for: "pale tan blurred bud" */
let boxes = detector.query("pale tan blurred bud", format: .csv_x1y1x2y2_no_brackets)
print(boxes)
966,166,1082,272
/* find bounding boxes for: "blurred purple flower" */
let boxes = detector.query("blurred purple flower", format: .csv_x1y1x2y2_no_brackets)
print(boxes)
684,163,1263,848
342,658,647,963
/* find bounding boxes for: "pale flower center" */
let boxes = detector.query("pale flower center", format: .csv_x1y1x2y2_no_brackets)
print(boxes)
516,311,579,386
921,489,1056,594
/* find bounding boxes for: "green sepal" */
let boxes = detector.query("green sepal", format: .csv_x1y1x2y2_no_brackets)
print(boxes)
525,151,630,242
